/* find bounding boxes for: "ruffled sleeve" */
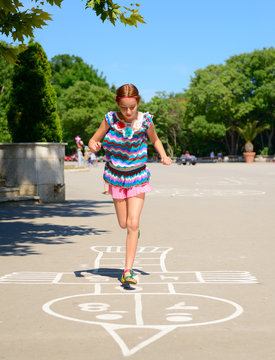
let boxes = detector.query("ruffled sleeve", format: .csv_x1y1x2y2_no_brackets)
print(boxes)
142,112,153,131
105,111,116,128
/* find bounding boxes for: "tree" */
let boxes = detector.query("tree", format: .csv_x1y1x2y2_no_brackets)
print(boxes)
145,92,186,157
186,115,226,156
184,63,254,155
227,48,275,153
233,120,270,153
0,0,62,62
184,47,275,155
0,0,145,62
7,41,62,142
50,54,109,97
0,41,13,142
58,81,115,151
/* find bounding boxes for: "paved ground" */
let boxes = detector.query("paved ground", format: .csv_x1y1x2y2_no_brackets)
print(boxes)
0,162,274,359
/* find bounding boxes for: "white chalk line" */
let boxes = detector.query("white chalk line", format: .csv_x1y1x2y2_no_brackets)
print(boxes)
103,324,175,357
90,246,173,274
195,177,244,186
42,292,244,328
160,248,172,272
42,292,243,357
149,188,265,197
0,270,258,285
135,294,143,326
0,271,258,284
36,244,250,356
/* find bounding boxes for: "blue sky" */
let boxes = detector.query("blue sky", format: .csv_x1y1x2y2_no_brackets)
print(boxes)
5,0,275,101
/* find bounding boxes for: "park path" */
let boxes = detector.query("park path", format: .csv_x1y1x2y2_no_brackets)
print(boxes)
0,162,274,359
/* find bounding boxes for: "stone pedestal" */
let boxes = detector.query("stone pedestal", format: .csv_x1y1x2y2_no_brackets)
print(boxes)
0,143,67,203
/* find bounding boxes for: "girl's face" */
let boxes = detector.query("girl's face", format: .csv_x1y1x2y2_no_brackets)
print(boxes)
118,97,139,122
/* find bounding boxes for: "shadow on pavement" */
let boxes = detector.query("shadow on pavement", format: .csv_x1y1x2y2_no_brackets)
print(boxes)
75,268,122,280
74,268,150,291
74,268,150,280
0,200,113,220
0,200,113,256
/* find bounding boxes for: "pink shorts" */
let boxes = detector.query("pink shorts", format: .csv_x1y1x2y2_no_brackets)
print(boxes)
108,183,152,199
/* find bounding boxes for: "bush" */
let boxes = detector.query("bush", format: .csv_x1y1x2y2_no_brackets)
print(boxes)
259,147,269,155
7,42,62,142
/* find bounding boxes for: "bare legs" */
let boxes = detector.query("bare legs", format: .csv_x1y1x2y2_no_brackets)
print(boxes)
113,193,145,271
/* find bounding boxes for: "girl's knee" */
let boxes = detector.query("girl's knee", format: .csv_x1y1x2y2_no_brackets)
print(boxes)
127,218,139,232
118,220,127,229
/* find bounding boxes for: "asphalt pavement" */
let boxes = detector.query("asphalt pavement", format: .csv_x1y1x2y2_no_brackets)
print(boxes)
0,162,274,359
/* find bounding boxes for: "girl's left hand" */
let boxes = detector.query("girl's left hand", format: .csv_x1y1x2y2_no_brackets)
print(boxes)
161,156,172,165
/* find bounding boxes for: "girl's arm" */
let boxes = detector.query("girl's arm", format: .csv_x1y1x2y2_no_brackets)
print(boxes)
88,119,110,153
147,121,172,165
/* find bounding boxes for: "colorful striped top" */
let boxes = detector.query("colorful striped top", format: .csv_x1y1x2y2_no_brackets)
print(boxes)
102,111,153,168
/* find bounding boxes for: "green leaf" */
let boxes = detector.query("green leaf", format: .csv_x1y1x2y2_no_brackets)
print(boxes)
85,0,145,26
0,44,18,63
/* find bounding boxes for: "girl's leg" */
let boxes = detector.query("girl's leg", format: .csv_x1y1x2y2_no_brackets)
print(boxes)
113,193,145,283
113,198,127,229
103,182,109,194
125,193,145,270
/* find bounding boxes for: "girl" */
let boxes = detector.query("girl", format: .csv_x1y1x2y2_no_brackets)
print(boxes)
88,84,171,285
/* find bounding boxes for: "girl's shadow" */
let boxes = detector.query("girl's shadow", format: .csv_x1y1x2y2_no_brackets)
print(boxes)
74,268,150,290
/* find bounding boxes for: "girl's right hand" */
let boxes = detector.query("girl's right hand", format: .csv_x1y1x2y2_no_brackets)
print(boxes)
89,140,102,153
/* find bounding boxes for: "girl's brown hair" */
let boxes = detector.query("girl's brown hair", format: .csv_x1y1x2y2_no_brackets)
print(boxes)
115,84,141,103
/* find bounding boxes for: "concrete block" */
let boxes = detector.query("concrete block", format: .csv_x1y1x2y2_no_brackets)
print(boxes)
37,183,65,203
0,143,67,203
2,158,19,186
19,184,37,196
16,159,37,184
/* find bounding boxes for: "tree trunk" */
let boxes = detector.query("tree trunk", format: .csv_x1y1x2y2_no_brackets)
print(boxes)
230,130,236,155
165,135,173,157
235,133,240,154
266,128,274,151
260,132,265,149
224,134,230,154
225,130,238,155
171,127,177,155
244,141,254,152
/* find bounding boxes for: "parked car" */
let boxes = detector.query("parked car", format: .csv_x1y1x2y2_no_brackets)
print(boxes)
97,156,107,162
176,155,197,165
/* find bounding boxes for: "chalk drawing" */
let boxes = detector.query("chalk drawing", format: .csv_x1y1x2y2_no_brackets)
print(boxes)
0,270,258,284
0,246,257,355
38,246,256,356
149,188,265,197
195,177,245,186
43,290,243,357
